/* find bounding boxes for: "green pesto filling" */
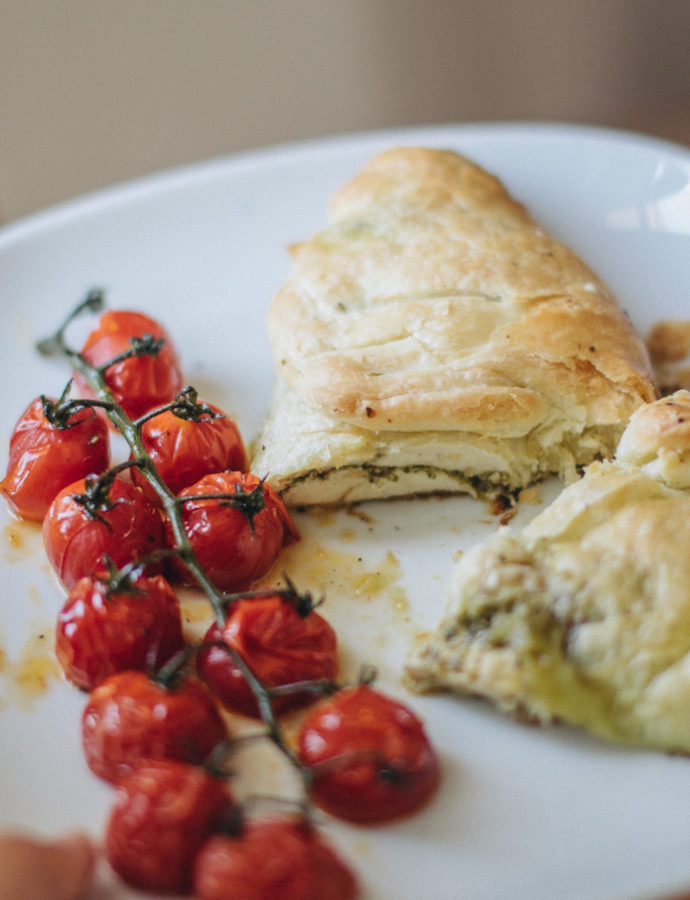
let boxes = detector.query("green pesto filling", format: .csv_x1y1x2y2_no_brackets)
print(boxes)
286,463,521,496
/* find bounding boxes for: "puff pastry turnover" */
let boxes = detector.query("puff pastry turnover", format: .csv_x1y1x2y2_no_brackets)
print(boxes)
251,147,657,505
405,391,690,753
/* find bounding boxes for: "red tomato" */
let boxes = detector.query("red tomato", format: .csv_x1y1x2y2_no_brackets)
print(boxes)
82,669,229,784
167,471,299,592
131,397,247,502
74,310,183,421
297,684,439,823
56,571,185,690
0,395,109,521
197,590,338,718
106,759,234,895
42,475,166,590
194,817,359,900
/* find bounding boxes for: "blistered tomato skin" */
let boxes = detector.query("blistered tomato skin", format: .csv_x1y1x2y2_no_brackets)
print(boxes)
197,592,338,718
194,817,359,900
168,471,299,593
42,477,166,590
74,310,183,422
297,684,440,824
82,670,229,784
106,759,234,895
0,397,110,521
55,573,185,690
132,401,247,502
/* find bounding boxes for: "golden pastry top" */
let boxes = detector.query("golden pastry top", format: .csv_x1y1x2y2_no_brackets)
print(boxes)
616,388,690,488
267,147,656,437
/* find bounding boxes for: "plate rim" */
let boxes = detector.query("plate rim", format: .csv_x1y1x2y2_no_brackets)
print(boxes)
2,119,689,250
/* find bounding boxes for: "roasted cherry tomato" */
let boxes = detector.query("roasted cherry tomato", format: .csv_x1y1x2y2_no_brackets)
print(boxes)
167,471,299,592
197,589,338,718
131,391,247,502
297,684,439,823
82,669,229,784
0,394,109,521
43,475,166,590
74,309,183,422
194,816,359,900
106,759,234,895
56,569,185,690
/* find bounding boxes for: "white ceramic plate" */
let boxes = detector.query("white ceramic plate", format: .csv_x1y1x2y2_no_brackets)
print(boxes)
1,123,690,900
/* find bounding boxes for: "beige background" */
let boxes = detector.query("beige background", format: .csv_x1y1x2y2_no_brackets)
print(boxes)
1,0,689,224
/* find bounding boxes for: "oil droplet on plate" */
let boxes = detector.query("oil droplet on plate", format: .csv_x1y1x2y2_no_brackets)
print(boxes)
1,618,61,710
3,518,42,564
13,651,59,703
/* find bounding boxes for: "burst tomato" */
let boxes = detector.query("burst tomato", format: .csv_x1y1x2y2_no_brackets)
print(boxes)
43,475,166,590
167,471,299,592
106,759,234,895
0,395,109,521
74,309,183,422
197,590,338,718
297,684,439,823
56,570,185,690
82,669,229,784
194,816,359,900
132,394,247,502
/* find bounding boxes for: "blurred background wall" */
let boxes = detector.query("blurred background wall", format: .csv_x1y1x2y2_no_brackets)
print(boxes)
1,0,689,224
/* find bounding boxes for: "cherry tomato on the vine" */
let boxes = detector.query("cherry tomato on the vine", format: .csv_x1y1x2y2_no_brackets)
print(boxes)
197,590,338,718
55,571,185,690
194,816,359,900
167,471,299,592
0,395,109,521
43,475,166,590
106,758,234,895
82,669,229,784
74,310,183,422
297,684,440,824
132,395,247,502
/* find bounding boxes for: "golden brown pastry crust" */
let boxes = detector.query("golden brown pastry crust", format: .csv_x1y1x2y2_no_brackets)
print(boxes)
252,147,657,504
615,388,690,488
646,319,690,394
405,391,690,753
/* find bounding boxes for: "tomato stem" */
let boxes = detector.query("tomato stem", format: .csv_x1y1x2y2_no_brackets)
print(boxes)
152,646,197,689
133,386,224,427
215,579,321,617
267,677,339,700
35,288,105,357
96,557,147,595
70,470,125,524
97,333,165,373
177,482,266,528
40,380,114,429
